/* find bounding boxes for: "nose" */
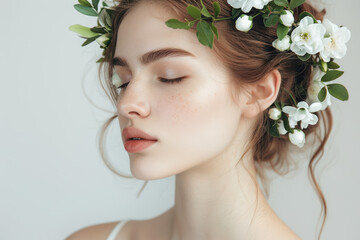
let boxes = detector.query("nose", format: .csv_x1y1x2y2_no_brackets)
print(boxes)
117,80,151,119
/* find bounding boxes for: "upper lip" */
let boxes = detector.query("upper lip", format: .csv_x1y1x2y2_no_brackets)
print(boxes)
122,127,157,142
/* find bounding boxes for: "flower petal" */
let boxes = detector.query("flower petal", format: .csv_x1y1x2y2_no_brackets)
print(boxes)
309,102,322,112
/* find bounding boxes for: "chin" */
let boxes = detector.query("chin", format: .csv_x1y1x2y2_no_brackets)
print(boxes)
129,157,179,180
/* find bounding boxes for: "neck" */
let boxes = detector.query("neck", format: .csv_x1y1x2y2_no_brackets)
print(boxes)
167,150,283,240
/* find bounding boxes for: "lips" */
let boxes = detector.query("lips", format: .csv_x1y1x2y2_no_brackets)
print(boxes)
122,127,157,142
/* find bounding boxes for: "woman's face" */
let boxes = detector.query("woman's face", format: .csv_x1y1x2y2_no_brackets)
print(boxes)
114,1,249,180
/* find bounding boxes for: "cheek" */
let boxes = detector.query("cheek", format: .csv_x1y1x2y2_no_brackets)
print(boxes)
155,83,241,159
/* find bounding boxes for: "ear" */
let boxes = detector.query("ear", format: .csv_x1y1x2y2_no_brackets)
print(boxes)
242,69,281,119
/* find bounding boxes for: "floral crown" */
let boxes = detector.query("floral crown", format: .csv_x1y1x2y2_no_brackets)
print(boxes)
69,0,351,148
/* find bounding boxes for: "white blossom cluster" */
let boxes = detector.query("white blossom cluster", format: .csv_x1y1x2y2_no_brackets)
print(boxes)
227,0,351,147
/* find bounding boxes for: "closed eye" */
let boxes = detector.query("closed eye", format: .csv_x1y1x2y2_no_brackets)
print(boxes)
117,77,186,89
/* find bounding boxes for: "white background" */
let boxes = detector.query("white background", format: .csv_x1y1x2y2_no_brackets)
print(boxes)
0,0,359,239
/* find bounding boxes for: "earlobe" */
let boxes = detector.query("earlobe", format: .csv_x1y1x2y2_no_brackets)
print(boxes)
242,69,281,118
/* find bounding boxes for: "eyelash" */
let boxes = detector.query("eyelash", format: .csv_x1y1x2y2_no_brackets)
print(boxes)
117,77,185,89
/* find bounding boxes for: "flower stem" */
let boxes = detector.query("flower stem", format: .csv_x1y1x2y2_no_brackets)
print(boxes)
213,16,233,21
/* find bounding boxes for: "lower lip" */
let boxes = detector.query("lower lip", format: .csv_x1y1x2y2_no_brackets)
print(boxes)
124,140,157,153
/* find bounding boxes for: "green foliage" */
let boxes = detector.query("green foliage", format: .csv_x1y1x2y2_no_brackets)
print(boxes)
69,24,100,38
165,19,191,29
187,5,202,20
210,22,219,39
318,87,327,102
78,0,92,7
299,11,317,22
321,70,344,82
328,61,340,69
81,35,100,46
213,2,220,18
277,24,289,40
298,53,311,62
327,84,349,101
274,0,289,7
264,14,280,27
281,113,293,133
270,121,281,137
196,21,214,48
92,0,99,11
74,4,98,16
232,8,242,20
90,26,107,34
290,0,305,9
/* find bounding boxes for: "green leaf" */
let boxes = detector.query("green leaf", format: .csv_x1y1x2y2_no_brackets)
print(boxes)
78,0,92,7
213,2,221,18
92,0,99,11
281,113,293,133
319,60,328,72
327,84,349,101
90,26,107,34
231,8,242,20
297,53,311,61
274,0,289,7
274,101,281,110
74,4,98,16
187,5,202,20
264,14,280,27
96,57,105,63
290,0,305,9
270,122,281,137
328,61,340,69
165,19,191,29
277,24,289,40
81,35,100,46
321,70,344,82
196,21,214,48
69,24,100,38
201,6,212,18
299,11,317,22
210,22,219,40
318,86,327,102
102,1,108,7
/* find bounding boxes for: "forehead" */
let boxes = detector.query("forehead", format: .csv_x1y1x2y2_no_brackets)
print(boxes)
114,1,220,67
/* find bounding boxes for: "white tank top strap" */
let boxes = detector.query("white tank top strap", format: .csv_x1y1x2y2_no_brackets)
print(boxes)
106,220,130,240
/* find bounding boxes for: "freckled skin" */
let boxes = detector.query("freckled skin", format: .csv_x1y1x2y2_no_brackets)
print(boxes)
114,2,301,240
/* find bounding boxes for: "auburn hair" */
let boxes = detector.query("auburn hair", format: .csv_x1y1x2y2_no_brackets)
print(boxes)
95,1,332,239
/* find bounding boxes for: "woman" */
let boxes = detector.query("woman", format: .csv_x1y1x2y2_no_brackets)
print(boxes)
67,0,350,239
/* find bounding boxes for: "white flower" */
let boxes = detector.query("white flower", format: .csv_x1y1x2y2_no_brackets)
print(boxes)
96,34,110,47
290,16,326,56
277,120,287,135
320,19,351,62
235,14,253,32
272,35,291,51
280,10,294,27
112,72,121,88
268,107,282,120
289,129,306,148
282,101,322,129
306,67,331,110
227,0,272,13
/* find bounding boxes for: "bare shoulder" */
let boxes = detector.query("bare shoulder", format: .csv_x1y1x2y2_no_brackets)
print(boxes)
65,221,128,240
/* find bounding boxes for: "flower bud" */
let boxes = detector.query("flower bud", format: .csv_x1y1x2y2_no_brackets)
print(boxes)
112,72,121,88
235,14,253,32
268,107,282,120
272,35,291,52
280,10,294,27
288,129,306,148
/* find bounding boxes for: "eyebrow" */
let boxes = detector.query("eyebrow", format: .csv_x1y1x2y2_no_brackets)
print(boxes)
111,48,196,67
